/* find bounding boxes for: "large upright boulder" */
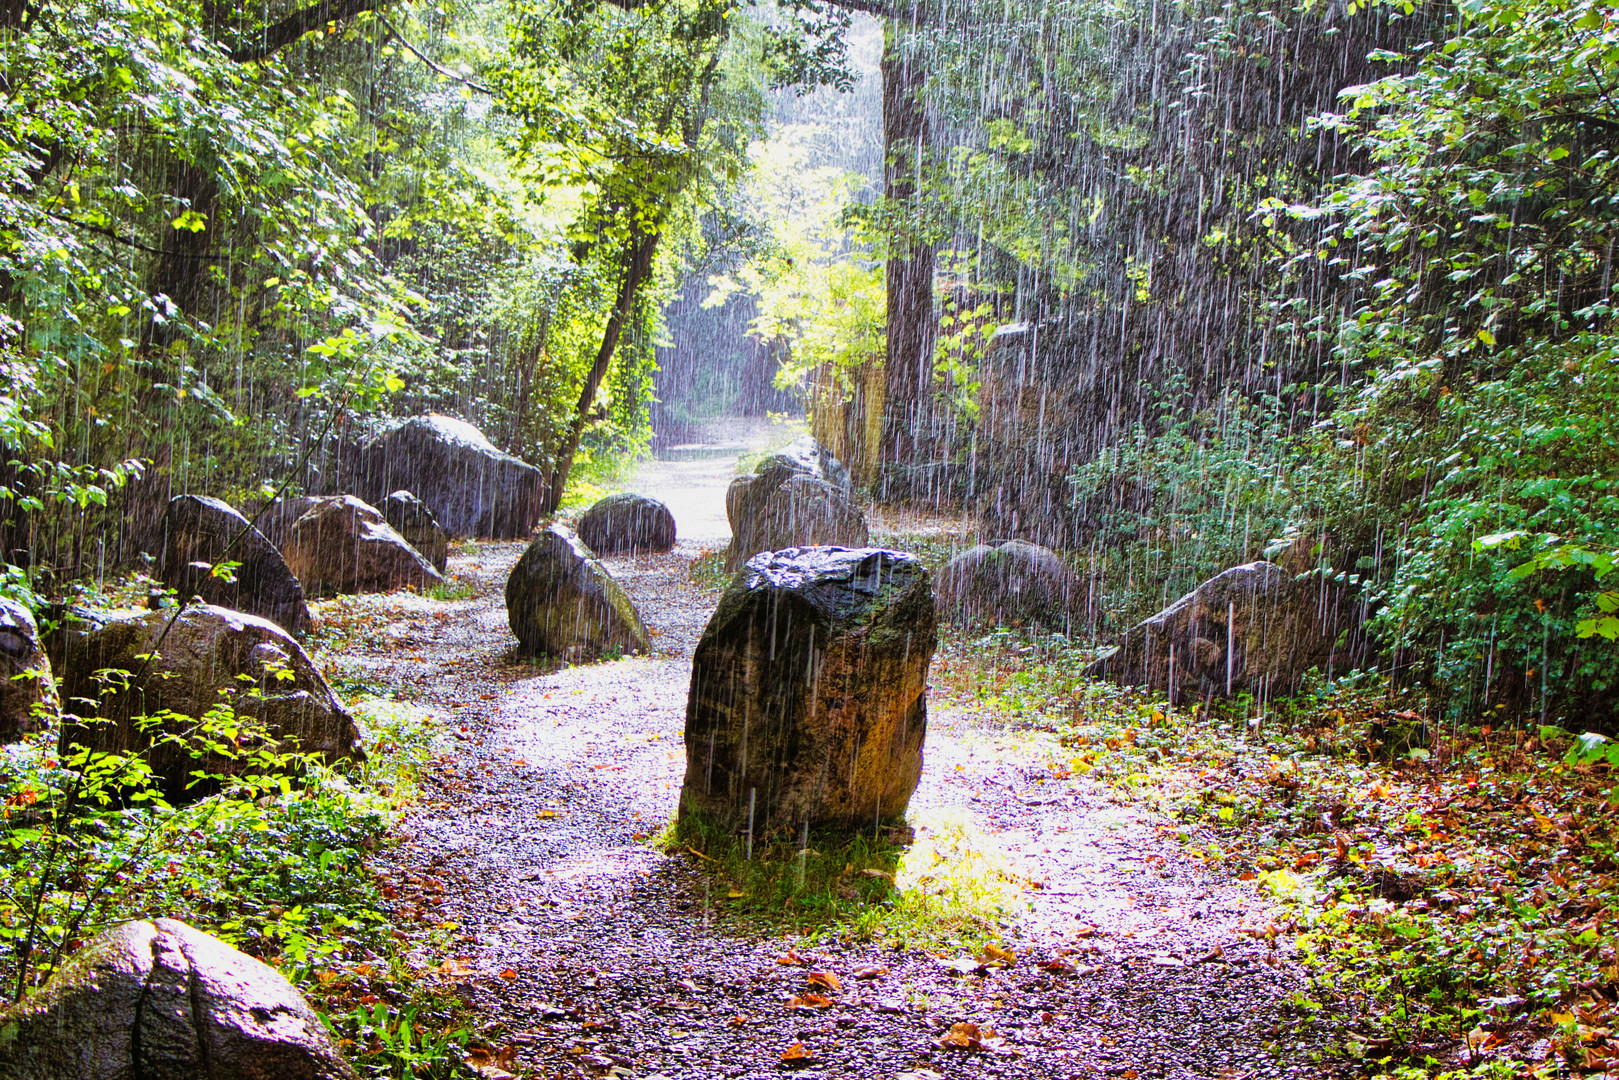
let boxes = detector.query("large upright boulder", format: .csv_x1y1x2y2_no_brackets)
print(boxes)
679,547,936,835
725,439,866,571
576,493,676,555
282,495,442,598
0,917,356,1079
352,414,544,539
1087,561,1349,698
53,604,360,796
0,597,56,741
160,495,311,634
381,490,449,573
505,525,651,659
935,539,1079,629
252,495,324,549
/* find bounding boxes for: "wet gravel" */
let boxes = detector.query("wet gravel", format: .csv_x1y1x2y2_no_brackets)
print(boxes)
338,443,1343,1080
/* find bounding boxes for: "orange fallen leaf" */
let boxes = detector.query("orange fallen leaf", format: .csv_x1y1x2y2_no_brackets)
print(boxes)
982,943,1016,967
776,948,808,966
499,968,518,981
438,956,475,977
781,1041,815,1063
806,971,841,991
940,1021,984,1050
785,992,835,1010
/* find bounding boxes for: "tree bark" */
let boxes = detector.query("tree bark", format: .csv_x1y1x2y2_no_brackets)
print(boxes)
878,16,935,497
539,229,662,513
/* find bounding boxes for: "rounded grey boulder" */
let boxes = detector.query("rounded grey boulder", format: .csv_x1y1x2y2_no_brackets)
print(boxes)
160,495,311,634
381,490,449,573
576,493,676,555
0,597,56,741
935,539,1079,629
0,917,356,1079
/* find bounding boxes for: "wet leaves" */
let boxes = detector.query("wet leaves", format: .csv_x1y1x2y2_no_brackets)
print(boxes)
779,1040,816,1065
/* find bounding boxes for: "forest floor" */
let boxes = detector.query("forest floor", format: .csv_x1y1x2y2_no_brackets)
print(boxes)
309,420,1340,1080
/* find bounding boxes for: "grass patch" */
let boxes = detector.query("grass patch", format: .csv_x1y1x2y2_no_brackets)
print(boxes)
668,808,1023,950
687,547,732,596
423,575,478,602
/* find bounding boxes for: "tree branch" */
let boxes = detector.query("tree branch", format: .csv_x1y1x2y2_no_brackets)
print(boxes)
228,0,381,63
46,211,229,260
379,18,493,95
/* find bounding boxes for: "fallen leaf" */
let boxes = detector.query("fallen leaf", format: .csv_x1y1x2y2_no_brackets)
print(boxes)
785,992,835,1010
728,1013,753,1026
981,943,1016,967
939,1021,984,1051
942,955,986,976
776,948,808,966
499,968,518,981
781,1041,816,1064
807,971,841,991
860,868,893,879
726,888,746,898
1073,923,1099,937
853,964,888,980
438,956,475,977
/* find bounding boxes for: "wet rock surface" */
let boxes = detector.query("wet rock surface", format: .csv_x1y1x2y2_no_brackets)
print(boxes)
53,604,359,796
724,437,867,570
726,475,870,571
1088,560,1353,699
352,414,544,539
681,546,935,835
936,539,1080,630
283,495,442,598
0,597,56,741
505,524,651,659
0,917,356,1079
160,494,312,633
382,489,450,573
339,436,1343,1080
576,492,677,555
251,494,324,549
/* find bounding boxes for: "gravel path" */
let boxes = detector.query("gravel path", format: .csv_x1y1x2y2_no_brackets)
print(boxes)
341,425,1339,1080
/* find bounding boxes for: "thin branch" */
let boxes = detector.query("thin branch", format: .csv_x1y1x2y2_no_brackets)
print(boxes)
380,18,493,96
228,0,380,63
44,211,228,261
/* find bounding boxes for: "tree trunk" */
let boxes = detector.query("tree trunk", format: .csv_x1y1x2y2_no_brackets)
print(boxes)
539,229,661,513
878,16,935,499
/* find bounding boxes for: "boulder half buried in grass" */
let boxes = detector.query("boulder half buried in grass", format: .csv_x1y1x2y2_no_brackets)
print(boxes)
679,546,936,835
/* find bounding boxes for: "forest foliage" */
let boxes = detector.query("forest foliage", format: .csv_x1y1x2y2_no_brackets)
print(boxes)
0,0,1615,718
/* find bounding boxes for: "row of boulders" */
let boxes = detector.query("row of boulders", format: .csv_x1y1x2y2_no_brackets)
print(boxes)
160,491,447,637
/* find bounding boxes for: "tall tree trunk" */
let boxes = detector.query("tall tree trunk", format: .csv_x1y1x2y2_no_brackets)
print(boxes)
879,16,935,499
540,229,661,513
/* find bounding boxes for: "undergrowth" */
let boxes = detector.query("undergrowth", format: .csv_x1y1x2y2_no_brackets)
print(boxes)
940,619,1619,1079
666,809,1024,952
0,671,473,1077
